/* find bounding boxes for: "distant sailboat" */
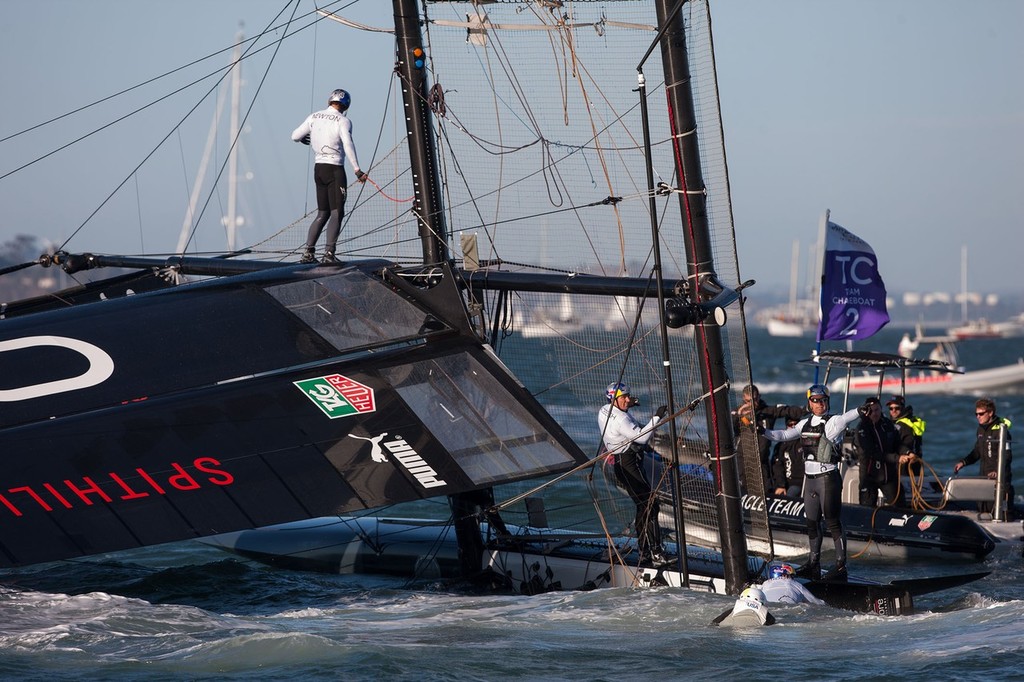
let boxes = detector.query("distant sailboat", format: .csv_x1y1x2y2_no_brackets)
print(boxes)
947,245,1008,339
761,233,820,337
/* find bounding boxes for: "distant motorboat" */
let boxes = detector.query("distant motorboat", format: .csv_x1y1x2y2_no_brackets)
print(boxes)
947,318,1014,340
813,333,1024,395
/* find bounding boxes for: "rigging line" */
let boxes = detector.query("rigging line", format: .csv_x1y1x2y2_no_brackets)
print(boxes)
465,4,566,211
51,6,300,251
0,1,332,185
303,1,322,218
0,0,352,147
183,1,306,255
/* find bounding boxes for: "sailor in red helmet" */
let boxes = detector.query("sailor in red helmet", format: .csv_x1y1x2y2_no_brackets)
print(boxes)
763,384,860,580
759,562,825,605
598,381,669,565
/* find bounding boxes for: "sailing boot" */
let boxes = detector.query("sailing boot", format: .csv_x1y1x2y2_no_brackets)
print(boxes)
794,560,821,581
821,560,848,582
320,251,338,264
299,247,316,264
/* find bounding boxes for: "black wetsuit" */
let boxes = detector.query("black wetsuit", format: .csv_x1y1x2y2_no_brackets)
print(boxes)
959,416,1013,516
855,416,902,507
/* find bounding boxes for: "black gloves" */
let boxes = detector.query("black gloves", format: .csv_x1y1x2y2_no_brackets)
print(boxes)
857,403,871,418
299,134,311,145
356,170,368,182
655,405,668,419
756,424,766,436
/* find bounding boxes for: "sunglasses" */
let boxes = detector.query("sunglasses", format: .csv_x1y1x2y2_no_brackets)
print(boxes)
808,397,827,404
888,406,901,411
976,411,991,417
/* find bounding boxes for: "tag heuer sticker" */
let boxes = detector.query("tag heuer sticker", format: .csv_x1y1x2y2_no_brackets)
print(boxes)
295,374,376,419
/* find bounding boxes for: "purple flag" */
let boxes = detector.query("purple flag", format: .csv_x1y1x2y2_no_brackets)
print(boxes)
817,221,889,341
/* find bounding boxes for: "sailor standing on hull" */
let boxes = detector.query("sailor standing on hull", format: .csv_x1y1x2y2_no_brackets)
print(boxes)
291,88,367,264
763,384,860,580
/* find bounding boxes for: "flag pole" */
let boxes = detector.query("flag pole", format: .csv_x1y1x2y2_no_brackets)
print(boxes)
813,209,830,384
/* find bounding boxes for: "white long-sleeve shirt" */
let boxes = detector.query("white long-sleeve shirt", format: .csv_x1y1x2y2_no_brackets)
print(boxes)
759,577,825,605
763,408,859,476
291,106,362,171
597,404,662,455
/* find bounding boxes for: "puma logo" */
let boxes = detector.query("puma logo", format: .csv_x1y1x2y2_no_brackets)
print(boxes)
347,432,389,462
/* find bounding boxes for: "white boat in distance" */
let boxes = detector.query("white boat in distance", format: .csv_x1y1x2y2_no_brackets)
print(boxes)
819,335,1024,395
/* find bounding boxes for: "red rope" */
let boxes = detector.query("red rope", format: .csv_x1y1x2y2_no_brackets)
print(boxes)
359,176,414,203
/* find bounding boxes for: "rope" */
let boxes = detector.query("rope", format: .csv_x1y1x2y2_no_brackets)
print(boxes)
364,176,414,203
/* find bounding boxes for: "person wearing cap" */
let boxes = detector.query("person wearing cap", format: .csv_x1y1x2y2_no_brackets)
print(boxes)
954,397,1013,517
598,381,669,565
762,384,860,581
885,395,926,484
732,384,807,494
292,89,367,264
854,396,903,507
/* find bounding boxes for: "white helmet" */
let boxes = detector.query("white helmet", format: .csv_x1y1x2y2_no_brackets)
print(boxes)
741,586,766,606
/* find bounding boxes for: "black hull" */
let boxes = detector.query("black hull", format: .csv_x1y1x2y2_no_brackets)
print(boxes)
749,493,997,561
201,515,989,616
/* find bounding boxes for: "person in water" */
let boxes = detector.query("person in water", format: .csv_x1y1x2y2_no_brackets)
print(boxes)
954,397,1013,518
762,384,860,581
758,563,825,605
291,88,367,264
711,586,776,627
598,381,669,566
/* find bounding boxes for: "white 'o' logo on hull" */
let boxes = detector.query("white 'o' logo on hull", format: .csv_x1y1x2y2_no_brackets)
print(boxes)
0,335,114,401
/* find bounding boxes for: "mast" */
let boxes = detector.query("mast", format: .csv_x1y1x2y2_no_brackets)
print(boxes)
960,244,968,323
394,0,482,580
223,28,243,252
393,0,448,264
653,0,748,592
787,240,799,320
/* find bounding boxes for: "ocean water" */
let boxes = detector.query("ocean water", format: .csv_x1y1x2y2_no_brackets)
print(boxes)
1,329,1021,680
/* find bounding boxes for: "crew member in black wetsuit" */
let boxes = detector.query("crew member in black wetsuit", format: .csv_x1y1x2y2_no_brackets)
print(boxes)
763,384,860,580
955,397,1014,518
886,395,926,497
854,396,903,507
771,416,804,497
732,384,806,493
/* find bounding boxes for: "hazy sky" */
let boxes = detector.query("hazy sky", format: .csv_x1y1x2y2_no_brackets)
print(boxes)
2,0,1021,296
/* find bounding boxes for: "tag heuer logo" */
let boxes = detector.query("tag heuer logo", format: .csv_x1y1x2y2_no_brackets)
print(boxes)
295,374,376,419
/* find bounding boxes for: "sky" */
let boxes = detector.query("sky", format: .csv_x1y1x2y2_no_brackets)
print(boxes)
1,0,1022,297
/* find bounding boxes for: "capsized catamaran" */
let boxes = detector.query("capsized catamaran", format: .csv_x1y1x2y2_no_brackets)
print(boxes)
0,0,987,615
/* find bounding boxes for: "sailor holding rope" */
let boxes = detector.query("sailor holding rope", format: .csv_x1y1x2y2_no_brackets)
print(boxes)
291,88,367,264
598,381,669,566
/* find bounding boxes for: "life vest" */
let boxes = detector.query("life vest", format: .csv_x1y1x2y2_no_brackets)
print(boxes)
800,418,838,464
896,415,926,437
981,418,1013,457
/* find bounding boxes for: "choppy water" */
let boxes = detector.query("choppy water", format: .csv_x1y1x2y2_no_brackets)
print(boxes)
2,329,1021,680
